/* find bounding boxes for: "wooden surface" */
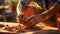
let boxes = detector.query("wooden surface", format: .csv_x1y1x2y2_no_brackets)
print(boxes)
0,29,16,34
0,22,18,26
0,22,59,34
0,22,17,34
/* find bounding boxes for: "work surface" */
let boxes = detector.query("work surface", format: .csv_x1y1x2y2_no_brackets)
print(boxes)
0,22,18,26
0,22,60,34
0,22,17,34
0,30,60,34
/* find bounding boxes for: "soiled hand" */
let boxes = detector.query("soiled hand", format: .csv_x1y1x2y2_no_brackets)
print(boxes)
21,15,40,29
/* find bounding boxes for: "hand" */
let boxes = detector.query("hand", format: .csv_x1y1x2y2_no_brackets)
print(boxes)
22,15,40,29
19,15,40,29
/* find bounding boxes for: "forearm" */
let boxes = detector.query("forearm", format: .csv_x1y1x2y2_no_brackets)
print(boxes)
39,3,59,21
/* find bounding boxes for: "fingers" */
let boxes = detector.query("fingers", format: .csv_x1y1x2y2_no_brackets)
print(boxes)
25,18,38,29
29,19,37,26
20,15,35,26
27,20,38,29
22,15,40,29
24,15,39,25
22,18,35,30
25,15,34,21
27,17,35,25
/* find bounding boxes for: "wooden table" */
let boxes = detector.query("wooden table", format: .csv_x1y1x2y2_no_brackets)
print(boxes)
0,29,16,34
0,22,17,34
0,22,18,26
0,22,60,34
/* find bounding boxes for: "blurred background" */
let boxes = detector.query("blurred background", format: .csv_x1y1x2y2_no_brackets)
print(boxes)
0,0,18,22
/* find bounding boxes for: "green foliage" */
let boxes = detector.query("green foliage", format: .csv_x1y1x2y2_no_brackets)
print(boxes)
8,0,18,5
